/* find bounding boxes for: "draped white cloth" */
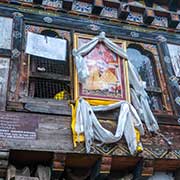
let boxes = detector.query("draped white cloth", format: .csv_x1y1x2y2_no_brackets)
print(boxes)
75,98,144,155
73,32,159,154
128,61,159,132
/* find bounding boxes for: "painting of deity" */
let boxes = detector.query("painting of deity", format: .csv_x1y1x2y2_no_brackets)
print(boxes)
74,34,130,102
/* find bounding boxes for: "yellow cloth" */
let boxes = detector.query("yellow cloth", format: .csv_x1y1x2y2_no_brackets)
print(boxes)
71,100,84,147
71,99,142,153
135,128,143,153
54,91,64,100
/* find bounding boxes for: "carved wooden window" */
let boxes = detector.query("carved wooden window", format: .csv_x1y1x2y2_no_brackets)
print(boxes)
25,25,71,100
127,42,172,114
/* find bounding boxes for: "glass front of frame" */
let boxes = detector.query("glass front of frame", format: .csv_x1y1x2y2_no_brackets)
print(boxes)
74,33,130,102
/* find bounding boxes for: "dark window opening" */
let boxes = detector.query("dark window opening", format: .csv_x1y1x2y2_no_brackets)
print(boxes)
29,78,71,99
127,44,163,111
30,56,69,75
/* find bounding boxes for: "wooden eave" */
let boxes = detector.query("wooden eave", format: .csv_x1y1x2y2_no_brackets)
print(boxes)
0,0,179,30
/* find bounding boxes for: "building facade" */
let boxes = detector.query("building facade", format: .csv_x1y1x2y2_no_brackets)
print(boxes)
0,0,180,179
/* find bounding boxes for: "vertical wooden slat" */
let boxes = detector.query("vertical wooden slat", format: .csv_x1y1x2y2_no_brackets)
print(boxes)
0,58,10,111
8,12,24,101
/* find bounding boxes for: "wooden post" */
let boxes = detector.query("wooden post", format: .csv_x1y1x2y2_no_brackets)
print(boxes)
89,155,112,180
133,159,154,180
8,12,23,102
157,36,180,117
175,168,180,180
51,153,66,179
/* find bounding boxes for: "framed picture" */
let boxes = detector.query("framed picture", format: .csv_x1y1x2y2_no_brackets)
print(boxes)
74,33,130,102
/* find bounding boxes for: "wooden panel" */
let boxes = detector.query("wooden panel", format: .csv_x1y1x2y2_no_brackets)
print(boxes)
111,156,140,171
23,98,71,115
142,125,180,150
0,112,73,152
154,159,180,171
0,58,10,111
0,16,13,50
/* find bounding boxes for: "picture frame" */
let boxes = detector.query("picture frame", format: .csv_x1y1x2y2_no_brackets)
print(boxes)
73,33,130,102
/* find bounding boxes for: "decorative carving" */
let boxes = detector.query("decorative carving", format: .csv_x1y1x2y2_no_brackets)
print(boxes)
152,16,168,27
13,31,22,39
12,12,24,17
127,12,143,23
156,35,167,42
164,56,171,63
175,97,180,106
100,7,118,18
42,0,62,8
87,24,100,31
72,1,92,13
130,31,139,38
11,49,21,58
43,17,53,24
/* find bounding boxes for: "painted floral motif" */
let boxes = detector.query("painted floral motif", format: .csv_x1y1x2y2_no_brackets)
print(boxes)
127,12,143,23
152,16,168,27
42,0,62,8
72,1,92,13
100,7,118,18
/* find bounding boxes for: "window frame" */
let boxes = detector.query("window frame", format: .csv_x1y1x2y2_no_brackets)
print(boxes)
73,32,130,103
26,27,71,99
126,40,173,115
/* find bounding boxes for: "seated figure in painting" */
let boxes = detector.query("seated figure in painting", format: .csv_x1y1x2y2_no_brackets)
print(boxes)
82,43,122,97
